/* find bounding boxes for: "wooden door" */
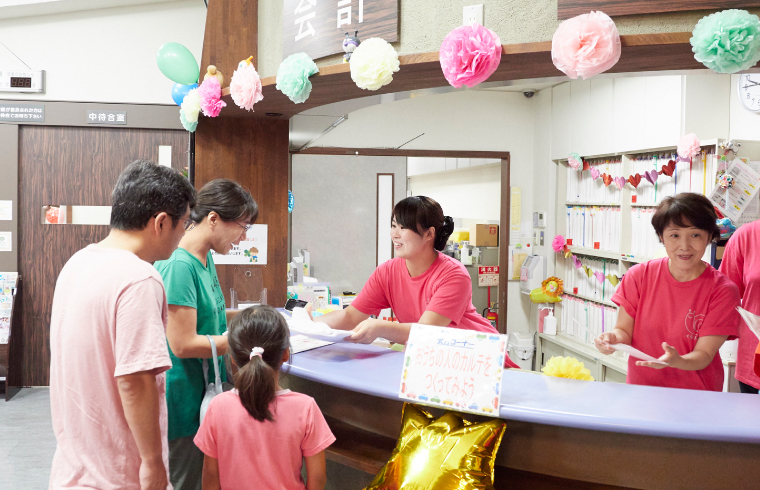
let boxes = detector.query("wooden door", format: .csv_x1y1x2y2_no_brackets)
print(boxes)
16,126,188,386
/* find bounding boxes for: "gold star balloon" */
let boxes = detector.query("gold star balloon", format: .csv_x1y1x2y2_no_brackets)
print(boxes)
365,404,506,490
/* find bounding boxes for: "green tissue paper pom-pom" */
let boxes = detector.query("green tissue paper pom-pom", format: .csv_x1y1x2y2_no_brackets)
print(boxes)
691,9,760,74
180,110,197,133
276,52,319,104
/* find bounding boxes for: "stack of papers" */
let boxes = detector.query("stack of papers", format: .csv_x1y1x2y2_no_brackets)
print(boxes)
287,308,351,343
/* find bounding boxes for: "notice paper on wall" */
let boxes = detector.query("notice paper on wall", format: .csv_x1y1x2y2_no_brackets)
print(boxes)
708,159,760,223
399,324,507,416
0,201,11,221
0,232,11,252
509,187,521,246
211,224,267,264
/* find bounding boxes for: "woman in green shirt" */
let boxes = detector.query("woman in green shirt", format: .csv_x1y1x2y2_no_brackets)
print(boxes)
154,179,258,490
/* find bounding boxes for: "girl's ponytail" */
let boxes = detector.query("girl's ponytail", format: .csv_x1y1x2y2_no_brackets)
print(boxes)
227,306,290,422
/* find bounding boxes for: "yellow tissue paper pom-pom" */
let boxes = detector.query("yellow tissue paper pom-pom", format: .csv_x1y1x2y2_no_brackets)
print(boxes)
542,356,594,381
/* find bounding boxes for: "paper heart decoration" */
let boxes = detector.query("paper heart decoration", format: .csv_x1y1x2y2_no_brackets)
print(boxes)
565,248,572,258
590,167,601,180
628,173,642,189
660,160,676,177
594,271,605,284
583,265,593,278
602,173,613,187
644,169,658,185
614,176,626,190
572,255,582,269
582,159,590,171
606,274,620,287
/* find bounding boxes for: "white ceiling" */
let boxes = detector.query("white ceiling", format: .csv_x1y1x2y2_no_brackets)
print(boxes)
0,0,187,19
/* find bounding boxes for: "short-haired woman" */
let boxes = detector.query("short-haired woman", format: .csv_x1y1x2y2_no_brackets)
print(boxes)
154,179,258,490
594,192,740,391
316,196,520,368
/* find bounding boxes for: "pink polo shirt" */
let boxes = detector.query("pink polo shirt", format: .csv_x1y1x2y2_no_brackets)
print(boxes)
612,258,740,391
719,220,760,389
194,390,335,490
352,253,519,369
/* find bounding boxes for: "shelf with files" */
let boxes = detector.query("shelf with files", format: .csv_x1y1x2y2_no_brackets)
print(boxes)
629,203,659,207
565,202,621,207
563,292,617,308
567,246,621,261
538,332,628,374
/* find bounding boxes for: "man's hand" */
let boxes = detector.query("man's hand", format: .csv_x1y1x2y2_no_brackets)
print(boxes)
139,456,168,490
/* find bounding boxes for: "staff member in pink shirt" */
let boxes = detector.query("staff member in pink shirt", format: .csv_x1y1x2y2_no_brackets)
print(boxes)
317,196,520,369
719,219,760,394
594,193,740,391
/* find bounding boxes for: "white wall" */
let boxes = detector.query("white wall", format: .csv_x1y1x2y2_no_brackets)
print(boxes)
0,0,206,104
408,164,501,221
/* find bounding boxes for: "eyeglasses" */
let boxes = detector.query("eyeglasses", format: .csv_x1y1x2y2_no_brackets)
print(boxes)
235,221,252,233
153,213,195,231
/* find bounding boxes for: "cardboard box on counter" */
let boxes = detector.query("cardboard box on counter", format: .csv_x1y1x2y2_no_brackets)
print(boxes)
470,224,499,247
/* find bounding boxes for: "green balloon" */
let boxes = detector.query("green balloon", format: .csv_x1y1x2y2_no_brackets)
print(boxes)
156,42,199,85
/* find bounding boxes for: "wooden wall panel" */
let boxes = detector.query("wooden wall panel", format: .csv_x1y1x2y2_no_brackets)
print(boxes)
200,0,258,89
18,126,188,386
558,1,760,19
194,118,290,308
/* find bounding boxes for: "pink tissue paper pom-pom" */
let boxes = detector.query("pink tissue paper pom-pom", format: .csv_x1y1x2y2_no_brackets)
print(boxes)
198,77,227,118
677,133,701,159
552,235,566,253
439,24,502,88
230,63,264,112
551,11,621,80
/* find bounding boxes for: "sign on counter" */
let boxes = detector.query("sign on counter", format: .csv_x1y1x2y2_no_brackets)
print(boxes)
399,324,507,416
211,224,268,265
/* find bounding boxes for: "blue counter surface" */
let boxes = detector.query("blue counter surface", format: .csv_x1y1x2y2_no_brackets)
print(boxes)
286,342,760,444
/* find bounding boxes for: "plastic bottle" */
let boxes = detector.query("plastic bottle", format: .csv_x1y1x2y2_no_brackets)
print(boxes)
543,309,557,335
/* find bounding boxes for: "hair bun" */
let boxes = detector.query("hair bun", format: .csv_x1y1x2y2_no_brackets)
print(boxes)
435,216,455,251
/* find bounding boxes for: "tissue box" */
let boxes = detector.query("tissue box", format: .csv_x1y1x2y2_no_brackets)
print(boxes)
470,224,499,247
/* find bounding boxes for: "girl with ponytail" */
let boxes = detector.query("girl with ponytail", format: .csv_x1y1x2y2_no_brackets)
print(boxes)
314,196,520,369
193,306,335,490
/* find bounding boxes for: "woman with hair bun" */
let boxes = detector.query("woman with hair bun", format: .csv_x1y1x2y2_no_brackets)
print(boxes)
316,196,520,368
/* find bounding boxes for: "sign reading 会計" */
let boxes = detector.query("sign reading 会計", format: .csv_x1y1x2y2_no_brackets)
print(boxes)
282,0,399,61
399,324,507,416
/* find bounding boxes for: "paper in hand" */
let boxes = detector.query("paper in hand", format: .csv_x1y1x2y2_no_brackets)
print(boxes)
606,343,668,365
287,307,351,343
737,307,760,340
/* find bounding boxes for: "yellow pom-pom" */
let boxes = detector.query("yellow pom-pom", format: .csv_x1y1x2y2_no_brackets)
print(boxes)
542,356,594,381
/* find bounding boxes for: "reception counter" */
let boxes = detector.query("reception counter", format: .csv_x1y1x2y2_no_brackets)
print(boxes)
284,342,760,489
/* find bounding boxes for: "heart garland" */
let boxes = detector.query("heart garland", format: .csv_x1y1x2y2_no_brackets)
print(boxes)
568,152,680,190
627,173,641,189
552,235,623,289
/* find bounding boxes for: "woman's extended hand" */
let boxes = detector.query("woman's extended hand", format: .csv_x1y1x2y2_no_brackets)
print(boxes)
594,332,619,355
346,318,383,344
636,342,681,369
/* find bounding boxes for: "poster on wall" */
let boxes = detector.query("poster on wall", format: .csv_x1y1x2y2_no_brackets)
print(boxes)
211,224,268,265
282,0,399,61
708,159,760,223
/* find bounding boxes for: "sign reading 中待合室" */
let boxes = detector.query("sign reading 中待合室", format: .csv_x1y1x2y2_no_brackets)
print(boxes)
282,0,399,61
0,103,44,123
400,324,507,416
211,224,268,265
478,266,499,287
86,111,127,125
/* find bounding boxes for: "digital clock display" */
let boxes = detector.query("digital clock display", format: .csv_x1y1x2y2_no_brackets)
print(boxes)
10,77,32,88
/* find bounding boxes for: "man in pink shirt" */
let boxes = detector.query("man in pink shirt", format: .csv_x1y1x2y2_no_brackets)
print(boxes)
49,161,196,490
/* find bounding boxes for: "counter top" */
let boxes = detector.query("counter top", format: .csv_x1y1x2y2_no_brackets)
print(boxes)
286,342,760,444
